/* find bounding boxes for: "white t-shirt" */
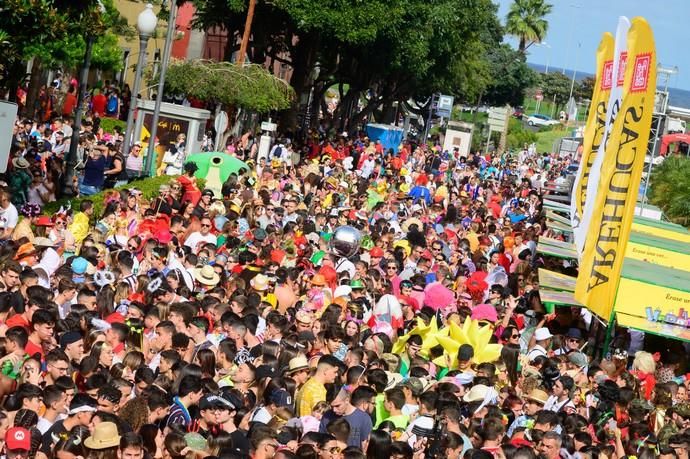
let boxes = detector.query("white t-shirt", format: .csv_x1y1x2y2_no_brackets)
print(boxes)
184,232,217,251
0,203,19,232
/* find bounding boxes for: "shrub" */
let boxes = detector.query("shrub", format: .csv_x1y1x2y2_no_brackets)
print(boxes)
649,156,690,225
98,117,126,135
44,175,206,222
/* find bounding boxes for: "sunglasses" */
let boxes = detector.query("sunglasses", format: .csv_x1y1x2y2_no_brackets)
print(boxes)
387,266,397,270
201,223,212,228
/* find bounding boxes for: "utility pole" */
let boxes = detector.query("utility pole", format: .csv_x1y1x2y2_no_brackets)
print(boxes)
237,0,257,66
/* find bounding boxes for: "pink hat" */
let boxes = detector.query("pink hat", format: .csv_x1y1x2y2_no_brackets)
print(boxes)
471,303,498,323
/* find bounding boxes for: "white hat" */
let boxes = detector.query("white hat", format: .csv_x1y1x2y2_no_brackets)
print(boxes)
333,285,352,298
462,384,490,403
534,327,553,341
385,371,404,390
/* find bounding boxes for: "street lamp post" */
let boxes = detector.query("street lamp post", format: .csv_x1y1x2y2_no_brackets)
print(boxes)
122,3,157,168
145,0,178,177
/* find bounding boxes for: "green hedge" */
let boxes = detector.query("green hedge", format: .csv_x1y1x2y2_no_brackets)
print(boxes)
99,118,127,134
44,175,206,222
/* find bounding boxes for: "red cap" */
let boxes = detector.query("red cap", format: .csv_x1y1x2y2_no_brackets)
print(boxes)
105,312,125,324
369,247,384,257
6,427,30,451
420,250,433,260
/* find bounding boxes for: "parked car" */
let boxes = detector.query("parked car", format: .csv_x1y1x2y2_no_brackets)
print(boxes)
525,113,560,127
513,106,524,119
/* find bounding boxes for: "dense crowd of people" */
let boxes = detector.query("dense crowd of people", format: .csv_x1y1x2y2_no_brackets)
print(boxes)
1,97,690,459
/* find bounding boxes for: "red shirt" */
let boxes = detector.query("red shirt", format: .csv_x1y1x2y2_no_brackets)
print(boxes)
5,314,29,332
62,93,77,116
92,93,107,116
25,340,44,361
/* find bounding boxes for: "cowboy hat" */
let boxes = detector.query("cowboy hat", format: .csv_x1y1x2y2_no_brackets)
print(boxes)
250,274,270,291
310,274,327,286
13,243,36,261
84,422,120,449
463,384,490,403
194,265,220,286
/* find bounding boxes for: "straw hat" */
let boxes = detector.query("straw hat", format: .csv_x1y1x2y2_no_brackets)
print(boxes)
12,157,29,169
250,274,270,291
286,355,310,374
33,237,55,248
194,265,220,286
525,388,549,405
84,422,120,449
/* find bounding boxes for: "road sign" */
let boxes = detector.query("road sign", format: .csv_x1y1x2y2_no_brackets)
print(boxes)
435,94,454,118
488,106,509,131
261,121,277,132
535,88,543,101
0,101,18,173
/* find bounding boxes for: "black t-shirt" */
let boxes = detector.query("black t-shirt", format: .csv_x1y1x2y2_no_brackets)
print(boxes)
41,419,67,454
230,429,251,454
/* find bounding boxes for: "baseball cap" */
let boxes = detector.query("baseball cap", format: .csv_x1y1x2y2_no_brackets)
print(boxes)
199,394,234,411
60,331,83,349
71,257,88,275
268,389,292,408
5,427,30,451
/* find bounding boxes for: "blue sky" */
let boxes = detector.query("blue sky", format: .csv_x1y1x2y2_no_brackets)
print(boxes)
494,0,689,89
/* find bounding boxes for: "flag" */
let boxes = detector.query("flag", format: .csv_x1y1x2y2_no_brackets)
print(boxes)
571,32,614,254
575,17,657,320
576,18,631,255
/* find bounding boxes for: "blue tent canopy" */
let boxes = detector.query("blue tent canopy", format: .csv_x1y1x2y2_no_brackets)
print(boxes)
366,123,404,152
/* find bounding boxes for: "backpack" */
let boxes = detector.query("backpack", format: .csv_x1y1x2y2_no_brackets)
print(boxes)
106,95,118,115
273,145,283,158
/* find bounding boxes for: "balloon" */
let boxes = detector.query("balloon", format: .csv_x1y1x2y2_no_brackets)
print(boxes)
330,226,361,259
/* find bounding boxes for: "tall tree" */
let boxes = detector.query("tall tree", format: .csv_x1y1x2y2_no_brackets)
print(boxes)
191,0,502,131
482,44,537,107
505,0,552,52
538,72,571,113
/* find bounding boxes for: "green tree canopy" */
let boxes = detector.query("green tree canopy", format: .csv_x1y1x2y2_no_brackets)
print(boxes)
163,59,294,113
649,156,690,225
482,45,538,107
538,72,572,112
505,0,552,52
190,0,503,130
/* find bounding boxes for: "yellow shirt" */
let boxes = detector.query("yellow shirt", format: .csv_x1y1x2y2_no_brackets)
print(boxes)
295,377,326,417
69,212,90,245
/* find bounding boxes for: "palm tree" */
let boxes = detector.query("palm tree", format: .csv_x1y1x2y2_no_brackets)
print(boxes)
505,0,553,53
